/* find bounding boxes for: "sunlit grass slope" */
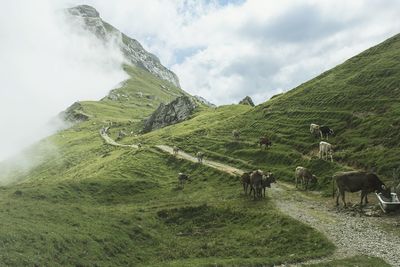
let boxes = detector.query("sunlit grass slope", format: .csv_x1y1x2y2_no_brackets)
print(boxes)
137,33,400,193
0,65,335,266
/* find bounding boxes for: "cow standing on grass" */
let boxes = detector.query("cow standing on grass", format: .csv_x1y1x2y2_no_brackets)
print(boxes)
232,130,240,141
259,136,272,149
319,141,333,162
196,152,204,163
310,123,320,137
333,171,391,207
295,166,318,190
178,173,191,188
241,172,251,195
319,126,334,140
250,170,264,200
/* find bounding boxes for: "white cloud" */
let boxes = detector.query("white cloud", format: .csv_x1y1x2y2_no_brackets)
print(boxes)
0,0,127,161
72,0,400,105
1,0,400,162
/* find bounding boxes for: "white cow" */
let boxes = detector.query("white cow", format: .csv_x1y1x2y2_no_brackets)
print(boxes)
310,123,320,136
319,141,333,162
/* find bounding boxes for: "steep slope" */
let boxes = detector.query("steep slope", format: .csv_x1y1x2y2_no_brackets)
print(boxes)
0,6,338,267
67,5,180,87
147,33,400,190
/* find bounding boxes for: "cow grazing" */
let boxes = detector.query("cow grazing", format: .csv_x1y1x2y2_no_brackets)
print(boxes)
196,152,204,163
333,171,391,207
232,130,240,141
241,172,251,194
295,166,317,190
250,170,264,200
261,172,277,197
178,173,191,188
310,123,320,137
319,141,333,162
173,146,180,156
259,136,272,149
319,126,334,140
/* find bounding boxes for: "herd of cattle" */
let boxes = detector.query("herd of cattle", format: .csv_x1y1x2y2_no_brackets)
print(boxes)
174,123,394,206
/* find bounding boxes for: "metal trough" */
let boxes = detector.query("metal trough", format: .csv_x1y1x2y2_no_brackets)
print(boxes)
375,192,400,213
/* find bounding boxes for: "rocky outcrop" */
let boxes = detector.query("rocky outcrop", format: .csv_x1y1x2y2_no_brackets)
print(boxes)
142,96,196,133
67,5,180,88
194,95,216,108
239,96,255,107
60,102,90,122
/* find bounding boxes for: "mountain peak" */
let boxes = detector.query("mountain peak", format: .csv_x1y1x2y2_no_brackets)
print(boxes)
67,5,99,18
66,5,180,88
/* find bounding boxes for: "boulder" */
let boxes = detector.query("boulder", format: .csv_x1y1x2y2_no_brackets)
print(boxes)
239,96,255,107
142,96,196,133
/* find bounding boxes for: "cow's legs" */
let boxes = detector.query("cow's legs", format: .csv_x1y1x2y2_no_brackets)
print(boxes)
341,190,346,207
336,188,340,206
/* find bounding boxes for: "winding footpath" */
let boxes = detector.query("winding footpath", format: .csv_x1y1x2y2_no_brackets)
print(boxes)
100,130,400,266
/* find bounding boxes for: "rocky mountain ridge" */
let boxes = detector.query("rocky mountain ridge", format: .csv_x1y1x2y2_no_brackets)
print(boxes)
67,5,180,87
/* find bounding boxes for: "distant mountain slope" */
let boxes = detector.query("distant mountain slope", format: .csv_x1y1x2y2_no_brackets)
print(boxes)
67,5,180,87
140,33,400,187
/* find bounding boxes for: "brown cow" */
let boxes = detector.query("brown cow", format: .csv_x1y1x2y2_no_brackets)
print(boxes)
333,171,391,207
259,136,272,149
295,166,317,190
241,172,251,194
250,170,264,200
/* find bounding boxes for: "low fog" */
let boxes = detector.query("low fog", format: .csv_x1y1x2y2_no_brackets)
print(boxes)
0,1,127,162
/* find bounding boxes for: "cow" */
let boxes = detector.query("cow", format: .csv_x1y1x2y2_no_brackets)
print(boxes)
261,172,277,197
259,136,272,149
137,143,142,149
178,173,191,188
319,141,333,162
232,130,240,141
310,123,320,137
250,170,265,200
319,125,334,140
196,152,204,163
241,172,251,194
333,171,391,207
173,146,180,156
295,166,318,190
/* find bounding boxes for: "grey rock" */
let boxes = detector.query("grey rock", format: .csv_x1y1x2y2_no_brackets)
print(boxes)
66,5,180,87
239,96,255,107
142,96,196,133
194,95,216,107
60,102,90,122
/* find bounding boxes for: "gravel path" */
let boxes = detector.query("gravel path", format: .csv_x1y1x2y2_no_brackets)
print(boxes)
157,145,400,266
99,127,139,149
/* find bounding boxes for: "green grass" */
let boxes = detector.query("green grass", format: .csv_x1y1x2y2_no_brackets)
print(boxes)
1,33,400,266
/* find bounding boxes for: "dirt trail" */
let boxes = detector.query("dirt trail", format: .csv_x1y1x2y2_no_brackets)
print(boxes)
99,128,139,149
157,145,400,266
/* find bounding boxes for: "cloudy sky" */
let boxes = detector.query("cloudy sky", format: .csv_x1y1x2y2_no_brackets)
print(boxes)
0,0,399,161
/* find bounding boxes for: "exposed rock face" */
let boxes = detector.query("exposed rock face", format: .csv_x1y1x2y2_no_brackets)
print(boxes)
60,102,90,122
67,5,180,88
239,96,255,107
194,95,216,108
142,96,196,133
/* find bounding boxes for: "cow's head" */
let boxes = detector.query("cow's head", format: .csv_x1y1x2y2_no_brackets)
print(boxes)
265,172,276,184
329,129,335,135
311,175,318,184
379,184,391,199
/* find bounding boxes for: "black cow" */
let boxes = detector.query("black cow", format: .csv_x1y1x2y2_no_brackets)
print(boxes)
333,171,391,207
319,126,334,139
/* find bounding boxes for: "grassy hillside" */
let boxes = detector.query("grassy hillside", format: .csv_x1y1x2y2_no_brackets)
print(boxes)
135,33,400,193
0,64,336,265
1,31,399,266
